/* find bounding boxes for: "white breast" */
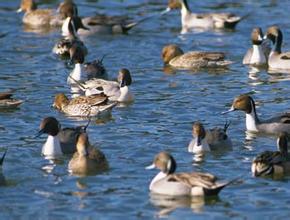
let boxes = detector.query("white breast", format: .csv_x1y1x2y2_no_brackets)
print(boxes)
42,135,63,159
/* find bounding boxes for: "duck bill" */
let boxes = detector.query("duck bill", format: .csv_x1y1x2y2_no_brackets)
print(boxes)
221,106,235,115
161,7,171,15
145,164,155,170
35,129,44,138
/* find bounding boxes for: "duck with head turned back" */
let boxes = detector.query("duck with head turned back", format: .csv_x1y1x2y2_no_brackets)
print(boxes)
243,27,271,66
162,44,232,69
0,90,23,108
222,94,290,135
265,26,290,70
165,0,244,31
146,152,234,196
252,132,290,177
68,133,109,176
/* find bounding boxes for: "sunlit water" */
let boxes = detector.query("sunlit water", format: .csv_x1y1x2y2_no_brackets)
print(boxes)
1,0,290,219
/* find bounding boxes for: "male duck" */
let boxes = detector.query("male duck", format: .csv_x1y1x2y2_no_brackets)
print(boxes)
71,68,134,103
188,121,232,153
265,26,290,70
146,151,234,196
166,0,243,30
0,91,23,108
52,93,117,117
243,27,271,66
222,94,290,134
162,44,232,69
68,133,108,176
17,0,64,27
252,132,290,177
36,117,89,159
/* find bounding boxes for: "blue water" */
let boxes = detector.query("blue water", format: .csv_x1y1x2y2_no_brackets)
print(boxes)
1,0,290,219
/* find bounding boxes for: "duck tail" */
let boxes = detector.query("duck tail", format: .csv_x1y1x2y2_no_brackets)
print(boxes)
0,149,7,166
67,75,86,91
224,13,251,29
203,178,238,196
216,60,234,67
123,14,157,32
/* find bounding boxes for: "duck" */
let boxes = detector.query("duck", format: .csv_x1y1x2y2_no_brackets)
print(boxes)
70,68,134,103
68,133,108,176
162,44,232,69
17,0,64,27
252,132,290,177
0,150,7,186
222,94,290,134
146,151,234,196
52,93,117,117
243,27,271,66
0,91,23,108
188,121,232,153
165,0,243,30
36,117,89,159
264,26,290,70
53,16,88,58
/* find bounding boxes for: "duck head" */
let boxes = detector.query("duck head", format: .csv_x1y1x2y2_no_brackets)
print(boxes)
251,27,264,45
162,44,184,64
69,43,85,64
223,94,256,114
58,0,78,19
118,68,132,87
53,93,70,110
265,26,282,53
146,151,176,174
167,0,189,10
192,122,206,146
17,0,37,13
37,117,61,137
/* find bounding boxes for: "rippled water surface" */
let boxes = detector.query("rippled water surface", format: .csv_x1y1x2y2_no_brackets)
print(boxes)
2,0,290,219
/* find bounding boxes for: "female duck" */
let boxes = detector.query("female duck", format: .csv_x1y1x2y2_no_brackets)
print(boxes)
188,121,232,153
36,117,89,159
252,132,290,177
243,27,271,66
68,133,108,176
265,26,290,70
162,44,232,69
146,152,233,196
72,68,134,103
222,94,290,134
52,93,117,117
17,0,64,27
0,91,23,108
166,0,243,30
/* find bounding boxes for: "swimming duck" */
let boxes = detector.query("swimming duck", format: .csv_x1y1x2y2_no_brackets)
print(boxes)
188,121,232,153
243,27,271,66
36,117,89,159
162,44,232,69
71,68,134,103
52,93,117,117
146,151,234,196
166,0,243,30
222,94,290,134
0,91,23,108
17,0,64,27
252,132,290,177
68,133,108,176
53,16,88,58
265,26,290,70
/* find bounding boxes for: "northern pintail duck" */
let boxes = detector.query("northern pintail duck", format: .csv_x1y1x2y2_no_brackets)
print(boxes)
53,93,117,117
265,26,290,70
71,68,134,103
68,133,108,176
0,91,23,108
0,150,7,186
162,44,232,69
243,27,271,66
222,94,290,134
252,132,290,177
37,117,89,159
165,0,243,30
17,0,64,27
146,152,234,196
188,121,232,153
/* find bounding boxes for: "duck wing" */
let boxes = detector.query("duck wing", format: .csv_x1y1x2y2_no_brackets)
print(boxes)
169,172,217,188
183,51,225,61
69,94,108,106
83,14,130,26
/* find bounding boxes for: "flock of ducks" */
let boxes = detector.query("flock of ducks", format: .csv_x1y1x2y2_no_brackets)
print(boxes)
1,0,290,199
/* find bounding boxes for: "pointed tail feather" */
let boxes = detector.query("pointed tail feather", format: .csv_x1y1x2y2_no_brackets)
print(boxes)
67,75,86,91
224,13,251,29
123,13,159,32
203,178,238,196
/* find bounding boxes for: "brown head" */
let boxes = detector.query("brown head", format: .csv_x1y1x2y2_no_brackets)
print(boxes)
192,122,206,146
222,94,256,115
162,44,184,64
251,27,263,45
265,26,282,44
118,68,132,87
76,133,90,156
18,0,37,13
37,117,60,137
146,151,176,174
53,93,70,110
69,43,85,64
168,0,189,10
58,0,78,19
